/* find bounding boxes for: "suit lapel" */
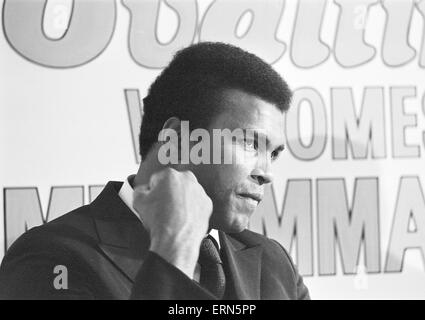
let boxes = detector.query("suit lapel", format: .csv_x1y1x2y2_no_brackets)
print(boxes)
91,182,264,297
96,220,150,282
220,231,263,300
90,181,150,283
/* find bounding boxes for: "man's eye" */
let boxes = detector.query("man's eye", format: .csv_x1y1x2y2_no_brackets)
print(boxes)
271,150,279,161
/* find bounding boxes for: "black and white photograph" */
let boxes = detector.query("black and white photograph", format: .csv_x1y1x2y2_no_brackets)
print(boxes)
0,0,424,302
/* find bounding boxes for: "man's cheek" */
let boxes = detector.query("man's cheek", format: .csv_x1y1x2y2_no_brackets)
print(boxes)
225,144,257,167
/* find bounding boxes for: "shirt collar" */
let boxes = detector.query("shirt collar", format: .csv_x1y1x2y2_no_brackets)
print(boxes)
118,175,220,249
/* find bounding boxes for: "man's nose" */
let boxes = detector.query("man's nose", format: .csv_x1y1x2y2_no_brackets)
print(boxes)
250,167,273,185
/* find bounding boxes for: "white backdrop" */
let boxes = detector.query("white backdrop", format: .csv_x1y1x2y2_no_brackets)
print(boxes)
1,0,424,299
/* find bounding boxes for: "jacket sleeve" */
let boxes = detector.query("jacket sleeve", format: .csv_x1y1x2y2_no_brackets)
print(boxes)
0,229,216,300
272,240,311,300
130,251,216,300
0,231,95,300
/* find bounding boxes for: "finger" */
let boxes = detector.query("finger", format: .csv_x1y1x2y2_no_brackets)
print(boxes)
184,170,198,183
150,167,178,189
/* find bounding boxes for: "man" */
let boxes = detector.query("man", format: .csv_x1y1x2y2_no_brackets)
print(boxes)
0,42,310,300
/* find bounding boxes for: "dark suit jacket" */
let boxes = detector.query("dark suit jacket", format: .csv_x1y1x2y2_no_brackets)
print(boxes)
0,181,310,300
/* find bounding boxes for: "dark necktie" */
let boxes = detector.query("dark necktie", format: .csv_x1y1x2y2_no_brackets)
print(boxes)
198,235,226,299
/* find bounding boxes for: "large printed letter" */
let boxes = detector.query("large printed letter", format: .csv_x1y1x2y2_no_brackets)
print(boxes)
3,0,115,67
331,87,386,159
381,0,416,67
4,187,83,250
385,177,425,272
390,87,420,158
123,0,197,68
317,178,380,275
249,180,313,276
200,0,286,64
417,0,425,68
285,88,327,161
124,89,143,164
334,0,378,67
291,0,330,68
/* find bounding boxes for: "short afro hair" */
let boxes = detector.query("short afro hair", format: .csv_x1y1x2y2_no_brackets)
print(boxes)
139,42,292,159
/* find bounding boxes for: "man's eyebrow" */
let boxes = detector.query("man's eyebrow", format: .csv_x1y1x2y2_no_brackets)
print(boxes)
243,129,285,150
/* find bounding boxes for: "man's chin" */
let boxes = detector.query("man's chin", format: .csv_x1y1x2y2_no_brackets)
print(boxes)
211,216,249,234
227,225,247,234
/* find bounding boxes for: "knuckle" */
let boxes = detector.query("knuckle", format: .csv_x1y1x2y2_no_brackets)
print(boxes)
184,170,197,181
159,167,177,182
151,170,163,181
204,195,213,210
163,167,175,176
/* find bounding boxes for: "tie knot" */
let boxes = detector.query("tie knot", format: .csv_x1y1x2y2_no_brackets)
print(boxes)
199,236,222,265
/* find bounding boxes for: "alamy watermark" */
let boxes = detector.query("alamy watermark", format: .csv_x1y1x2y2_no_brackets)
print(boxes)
53,265,68,290
157,121,268,166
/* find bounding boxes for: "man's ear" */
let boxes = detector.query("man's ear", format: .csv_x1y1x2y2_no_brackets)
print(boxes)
158,117,181,141
161,117,181,133
158,117,182,161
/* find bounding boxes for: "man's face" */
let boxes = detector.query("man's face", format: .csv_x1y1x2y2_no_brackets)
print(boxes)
187,88,286,233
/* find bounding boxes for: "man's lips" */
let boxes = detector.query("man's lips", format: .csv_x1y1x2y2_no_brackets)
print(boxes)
237,192,263,203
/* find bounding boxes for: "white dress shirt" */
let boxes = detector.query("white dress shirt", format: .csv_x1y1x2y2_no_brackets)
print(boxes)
118,175,220,282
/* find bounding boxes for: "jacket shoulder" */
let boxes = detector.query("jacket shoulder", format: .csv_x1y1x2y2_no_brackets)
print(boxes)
236,229,310,300
4,205,98,262
237,229,290,257
237,230,299,278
